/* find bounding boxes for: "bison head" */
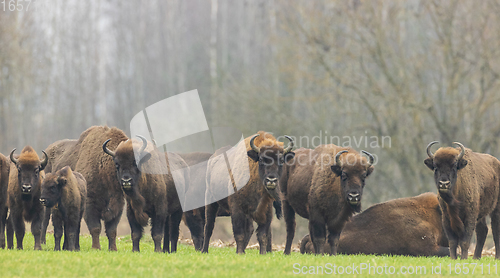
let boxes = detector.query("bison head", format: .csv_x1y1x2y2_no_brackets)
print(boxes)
40,166,71,208
10,146,48,197
330,149,374,212
103,135,152,192
424,141,467,196
247,134,295,202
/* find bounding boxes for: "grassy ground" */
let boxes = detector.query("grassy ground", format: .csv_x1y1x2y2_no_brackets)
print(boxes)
0,234,498,277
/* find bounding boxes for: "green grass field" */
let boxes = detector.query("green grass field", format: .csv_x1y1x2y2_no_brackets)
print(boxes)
0,233,498,277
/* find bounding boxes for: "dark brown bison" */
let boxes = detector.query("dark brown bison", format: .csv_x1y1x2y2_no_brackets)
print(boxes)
7,146,48,250
281,145,374,255
424,141,500,259
203,131,295,254
40,138,78,244
0,153,9,249
40,166,86,251
103,136,189,252
48,126,128,251
300,192,449,256
178,152,213,251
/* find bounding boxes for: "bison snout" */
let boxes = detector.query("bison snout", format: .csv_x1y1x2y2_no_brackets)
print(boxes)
121,177,132,189
347,193,361,204
265,177,278,190
21,184,32,193
438,180,450,190
39,198,47,206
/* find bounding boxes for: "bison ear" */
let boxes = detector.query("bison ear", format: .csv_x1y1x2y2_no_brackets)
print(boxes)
330,164,342,176
424,158,435,170
138,152,152,167
457,158,468,170
284,152,295,163
247,150,259,162
58,176,67,187
366,165,374,177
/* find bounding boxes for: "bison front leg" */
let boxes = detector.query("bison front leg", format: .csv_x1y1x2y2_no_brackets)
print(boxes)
52,212,63,251
84,206,102,250
41,208,51,245
474,218,488,259
150,214,165,253
491,208,500,260
256,214,272,255
202,202,219,253
282,200,296,255
126,204,143,252
31,209,44,250
443,217,459,259
459,217,477,260
309,214,326,255
6,215,13,249
231,210,250,254
169,210,183,253
0,207,6,249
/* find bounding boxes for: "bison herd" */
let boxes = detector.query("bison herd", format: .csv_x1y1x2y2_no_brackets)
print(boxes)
1,125,500,260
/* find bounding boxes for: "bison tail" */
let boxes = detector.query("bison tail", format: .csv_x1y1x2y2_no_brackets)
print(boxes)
273,200,282,220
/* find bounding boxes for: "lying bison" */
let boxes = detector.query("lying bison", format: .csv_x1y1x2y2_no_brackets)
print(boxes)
300,192,449,256
281,146,374,255
425,141,500,259
203,131,295,254
40,166,86,251
48,126,128,251
104,136,189,252
7,146,48,250
0,153,9,249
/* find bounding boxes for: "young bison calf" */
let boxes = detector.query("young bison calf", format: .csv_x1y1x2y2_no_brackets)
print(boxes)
40,166,86,251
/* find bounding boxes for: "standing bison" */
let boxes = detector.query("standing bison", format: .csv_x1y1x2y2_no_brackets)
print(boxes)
103,136,189,252
203,131,295,254
48,126,128,251
7,146,48,250
300,192,449,257
281,146,374,255
425,141,500,259
40,166,86,251
0,153,9,249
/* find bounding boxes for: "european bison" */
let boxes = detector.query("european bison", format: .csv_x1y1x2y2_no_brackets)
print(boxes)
0,153,9,249
40,166,86,251
103,136,189,252
281,146,374,255
425,141,500,259
40,138,78,244
48,126,128,251
203,131,295,254
178,152,213,251
300,192,449,256
7,146,48,250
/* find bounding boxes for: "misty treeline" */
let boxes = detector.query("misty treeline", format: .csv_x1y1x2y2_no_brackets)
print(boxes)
1,0,500,206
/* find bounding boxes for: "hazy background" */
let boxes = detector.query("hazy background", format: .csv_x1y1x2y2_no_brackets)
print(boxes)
2,0,500,247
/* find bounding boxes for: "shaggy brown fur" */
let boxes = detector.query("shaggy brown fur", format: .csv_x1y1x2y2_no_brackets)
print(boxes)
0,153,9,249
40,138,78,244
300,193,449,256
40,166,86,251
281,145,374,255
203,131,295,254
7,146,48,250
424,144,500,259
105,138,189,252
48,126,128,251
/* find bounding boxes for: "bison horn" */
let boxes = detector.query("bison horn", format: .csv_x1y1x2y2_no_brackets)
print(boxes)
136,135,148,156
40,150,48,169
361,150,374,166
335,150,348,166
453,142,465,161
284,135,294,154
9,148,18,164
102,139,116,157
426,141,439,158
250,134,260,153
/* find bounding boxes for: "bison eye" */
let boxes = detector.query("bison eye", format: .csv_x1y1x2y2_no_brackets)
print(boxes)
51,186,57,193
115,163,120,170
341,172,348,181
